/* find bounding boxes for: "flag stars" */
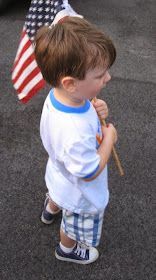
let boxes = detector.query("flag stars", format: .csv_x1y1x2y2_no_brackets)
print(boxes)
19,1,65,54
54,1,59,6
37,22,42,27
32,7,37,12
38,15,43,19
45,15,50,19
38,7,43,12
45,7,50,12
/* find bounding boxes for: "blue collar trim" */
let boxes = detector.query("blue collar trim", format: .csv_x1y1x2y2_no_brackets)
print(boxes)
50,90,90,113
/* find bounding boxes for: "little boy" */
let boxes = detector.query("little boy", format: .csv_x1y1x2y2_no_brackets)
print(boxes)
35,17,117,264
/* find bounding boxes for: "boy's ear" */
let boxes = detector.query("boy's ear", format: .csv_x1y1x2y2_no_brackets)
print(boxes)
61,76,76,92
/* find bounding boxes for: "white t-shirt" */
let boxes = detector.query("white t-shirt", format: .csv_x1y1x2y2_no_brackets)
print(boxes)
40,90,109,214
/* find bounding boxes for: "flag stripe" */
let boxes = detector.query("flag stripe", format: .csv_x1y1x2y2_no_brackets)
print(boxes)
20,79,46,104
12,54,35,85
13,60,37,89
17,67,42,93
13,31,29,65
12,43,34,80
13,38,32,72
18,72,43,99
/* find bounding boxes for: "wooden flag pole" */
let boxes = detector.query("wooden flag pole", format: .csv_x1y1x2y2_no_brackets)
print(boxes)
93,98,124,176
101,118,124,176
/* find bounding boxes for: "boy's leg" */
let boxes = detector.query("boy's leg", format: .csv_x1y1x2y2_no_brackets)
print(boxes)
55,215,99,264
60,229,76,248
41,194,61,224
48,198,60,213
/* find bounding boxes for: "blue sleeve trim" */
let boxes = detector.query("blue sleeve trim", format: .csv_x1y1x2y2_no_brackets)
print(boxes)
83,165,100,179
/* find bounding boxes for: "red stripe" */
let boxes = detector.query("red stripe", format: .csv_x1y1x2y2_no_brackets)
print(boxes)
12,30,29,63
12,29,46,103
12,53,35,85
17,67,42,93
20,79,46,103
12,33,32,71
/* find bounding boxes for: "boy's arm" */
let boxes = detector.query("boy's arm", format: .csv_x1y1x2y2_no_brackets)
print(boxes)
84,124,117,181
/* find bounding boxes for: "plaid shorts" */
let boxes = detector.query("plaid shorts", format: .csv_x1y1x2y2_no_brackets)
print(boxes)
61,210,104,247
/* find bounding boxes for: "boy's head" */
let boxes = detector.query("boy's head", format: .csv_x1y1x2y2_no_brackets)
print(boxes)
34,17,116,88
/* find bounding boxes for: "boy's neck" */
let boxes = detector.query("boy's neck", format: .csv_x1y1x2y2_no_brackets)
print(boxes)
53,88,85,107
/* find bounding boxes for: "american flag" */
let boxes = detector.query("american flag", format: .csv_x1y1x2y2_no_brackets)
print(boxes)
12,0,65,103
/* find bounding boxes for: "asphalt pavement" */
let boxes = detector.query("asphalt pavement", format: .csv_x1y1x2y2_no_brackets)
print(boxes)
0,0,156,279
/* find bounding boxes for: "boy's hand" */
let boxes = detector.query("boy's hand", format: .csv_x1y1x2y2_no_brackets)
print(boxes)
92,99,108,120
101,123,118,144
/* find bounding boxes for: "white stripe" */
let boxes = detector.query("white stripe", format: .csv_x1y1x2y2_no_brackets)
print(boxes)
12,44,34,80
13,60,37,90
18,72,43,100
14,32,29,63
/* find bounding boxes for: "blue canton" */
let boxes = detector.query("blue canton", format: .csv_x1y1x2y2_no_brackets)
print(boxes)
25,0,63,41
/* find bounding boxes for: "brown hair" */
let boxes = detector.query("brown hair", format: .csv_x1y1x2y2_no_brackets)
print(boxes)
34,17,116,87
